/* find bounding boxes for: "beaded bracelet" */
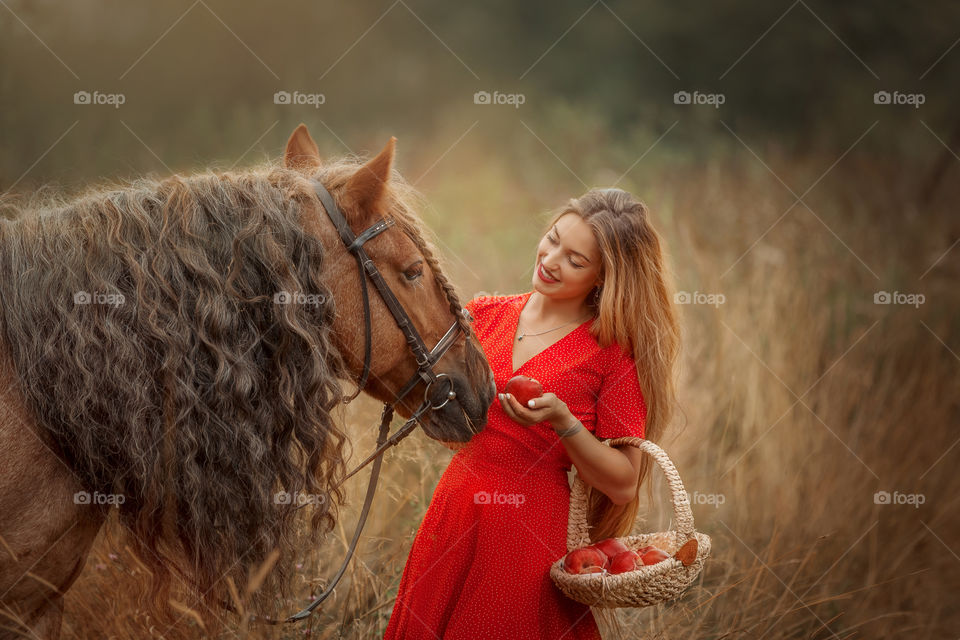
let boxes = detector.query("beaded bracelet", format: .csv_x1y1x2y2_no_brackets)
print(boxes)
554,419,584,438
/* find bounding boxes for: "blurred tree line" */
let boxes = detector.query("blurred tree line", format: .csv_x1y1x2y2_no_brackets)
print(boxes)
0,0,957,185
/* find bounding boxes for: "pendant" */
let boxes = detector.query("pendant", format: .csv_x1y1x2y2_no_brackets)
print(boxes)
517,334,524,341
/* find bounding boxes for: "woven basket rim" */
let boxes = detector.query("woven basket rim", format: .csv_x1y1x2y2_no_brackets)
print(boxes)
552,531,712,579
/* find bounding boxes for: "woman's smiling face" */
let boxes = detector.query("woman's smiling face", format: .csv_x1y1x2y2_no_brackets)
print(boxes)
532,212,603,300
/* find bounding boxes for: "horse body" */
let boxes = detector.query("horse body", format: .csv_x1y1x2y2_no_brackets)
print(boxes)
0,341,104,638
0,124,494,639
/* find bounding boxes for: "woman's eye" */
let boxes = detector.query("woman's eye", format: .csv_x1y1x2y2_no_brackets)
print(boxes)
547,235,582,267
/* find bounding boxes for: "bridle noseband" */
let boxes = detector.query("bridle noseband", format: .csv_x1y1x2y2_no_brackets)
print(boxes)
274,180,474,623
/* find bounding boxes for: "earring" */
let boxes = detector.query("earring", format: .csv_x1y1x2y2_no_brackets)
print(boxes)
592,286,602,305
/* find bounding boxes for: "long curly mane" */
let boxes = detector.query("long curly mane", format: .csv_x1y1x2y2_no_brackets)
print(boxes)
0,163,374,616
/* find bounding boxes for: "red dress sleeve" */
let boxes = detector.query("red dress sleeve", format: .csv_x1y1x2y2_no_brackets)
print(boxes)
594,347,647,440
463,295,495,326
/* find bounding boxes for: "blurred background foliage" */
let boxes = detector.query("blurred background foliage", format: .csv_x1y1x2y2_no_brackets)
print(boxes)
1,0,959,184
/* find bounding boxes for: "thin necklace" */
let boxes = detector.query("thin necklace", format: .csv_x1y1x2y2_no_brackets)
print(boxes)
517,312,592,341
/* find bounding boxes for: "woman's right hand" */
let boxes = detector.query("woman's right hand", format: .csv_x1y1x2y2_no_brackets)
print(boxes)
499,389,570,427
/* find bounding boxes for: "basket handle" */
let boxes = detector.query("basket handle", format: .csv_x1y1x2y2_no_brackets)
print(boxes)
565,437,696,552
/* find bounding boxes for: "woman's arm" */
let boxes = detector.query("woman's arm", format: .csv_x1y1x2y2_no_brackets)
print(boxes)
499,392,643,505
551,412,644,505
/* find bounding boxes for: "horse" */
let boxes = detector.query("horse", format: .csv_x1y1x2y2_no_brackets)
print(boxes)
0,124,495,639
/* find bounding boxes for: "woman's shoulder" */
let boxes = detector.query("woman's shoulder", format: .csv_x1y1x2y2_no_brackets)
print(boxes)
598,337,636,372
463,291,526,315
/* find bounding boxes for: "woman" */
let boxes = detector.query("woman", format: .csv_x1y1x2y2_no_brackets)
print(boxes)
384,188,680,639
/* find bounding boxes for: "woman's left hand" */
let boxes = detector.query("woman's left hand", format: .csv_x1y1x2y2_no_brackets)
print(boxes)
498,387,570,427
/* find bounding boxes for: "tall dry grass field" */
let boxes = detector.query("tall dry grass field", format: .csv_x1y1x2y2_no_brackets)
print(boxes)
56,146,959,639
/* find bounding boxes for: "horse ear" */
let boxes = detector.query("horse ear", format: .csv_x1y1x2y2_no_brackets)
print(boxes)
343,137,396,214
284,123,322,170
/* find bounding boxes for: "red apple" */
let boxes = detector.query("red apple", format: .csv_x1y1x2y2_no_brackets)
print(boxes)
562,547,608,574
505,375,544,406
583,546,611,571
608,550,641,574
591,538,630,560
639,546,670,565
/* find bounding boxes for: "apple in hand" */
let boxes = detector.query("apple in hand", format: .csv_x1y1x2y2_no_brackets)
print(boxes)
505,375,544,406
562,547,608,574
590,538,630,559
608,550,641,574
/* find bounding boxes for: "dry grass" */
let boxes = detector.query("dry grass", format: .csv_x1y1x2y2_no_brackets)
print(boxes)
56,147,959,639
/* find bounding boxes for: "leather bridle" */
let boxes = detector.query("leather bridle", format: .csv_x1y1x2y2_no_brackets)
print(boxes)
276,179,475,623
313,179,469,413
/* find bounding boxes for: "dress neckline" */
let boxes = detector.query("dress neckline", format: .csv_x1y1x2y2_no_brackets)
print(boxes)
509,291,594,376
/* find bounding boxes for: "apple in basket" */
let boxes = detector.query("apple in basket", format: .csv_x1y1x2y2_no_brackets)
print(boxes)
589,537,630,559
562,547,608,574
636,545,671,565
607,550,641,574
504,375,543,406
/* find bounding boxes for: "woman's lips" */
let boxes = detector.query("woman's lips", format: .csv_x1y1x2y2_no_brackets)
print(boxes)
538,263,560,283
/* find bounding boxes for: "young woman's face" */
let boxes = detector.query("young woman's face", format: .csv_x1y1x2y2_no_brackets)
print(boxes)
532,212,603,302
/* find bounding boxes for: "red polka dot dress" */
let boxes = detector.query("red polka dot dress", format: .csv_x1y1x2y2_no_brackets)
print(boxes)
384,291,647,639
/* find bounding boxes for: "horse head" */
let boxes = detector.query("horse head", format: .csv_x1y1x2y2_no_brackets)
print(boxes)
283,123,494,443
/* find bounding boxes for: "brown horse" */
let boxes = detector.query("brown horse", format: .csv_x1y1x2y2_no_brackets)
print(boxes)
0,124,494,639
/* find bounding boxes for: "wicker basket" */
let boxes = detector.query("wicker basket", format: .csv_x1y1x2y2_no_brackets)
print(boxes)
550,437,712,608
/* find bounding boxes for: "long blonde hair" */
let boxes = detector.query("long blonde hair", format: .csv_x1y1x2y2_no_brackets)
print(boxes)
543,188,681,542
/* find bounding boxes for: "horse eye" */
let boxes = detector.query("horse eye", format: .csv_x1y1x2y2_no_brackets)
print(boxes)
404,263,424,281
